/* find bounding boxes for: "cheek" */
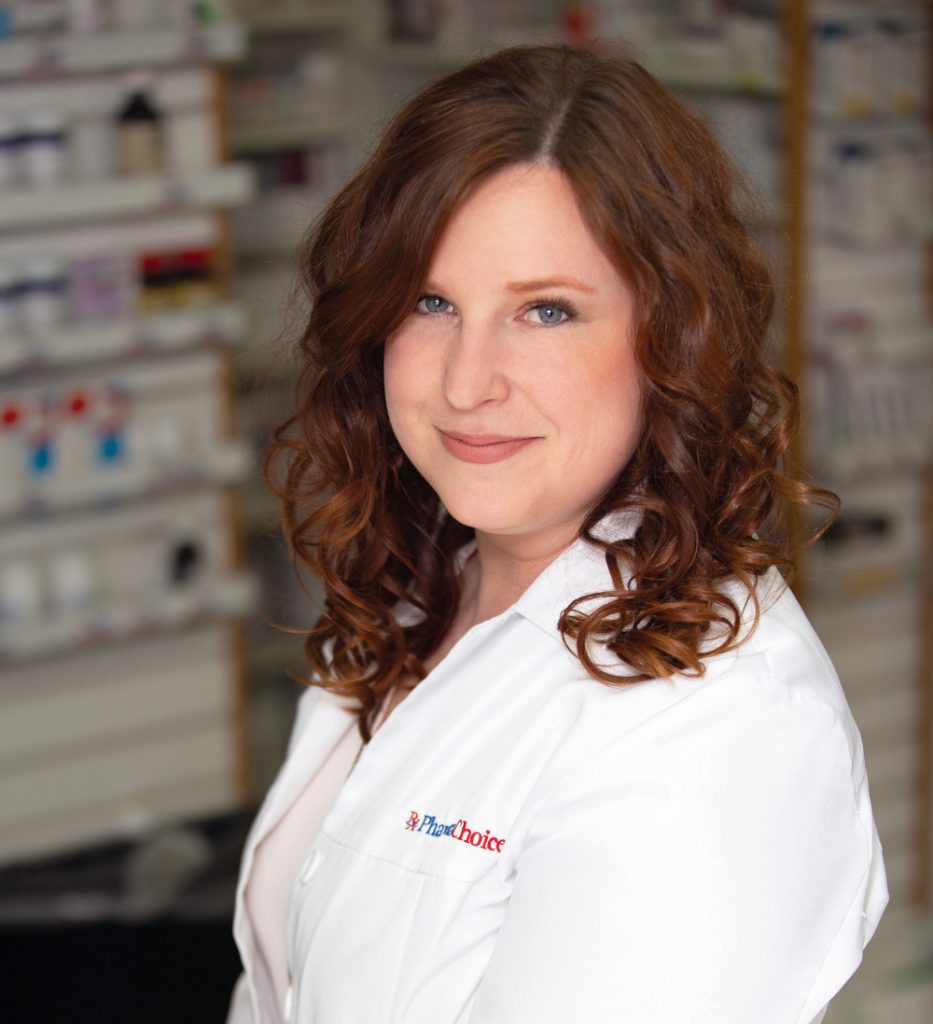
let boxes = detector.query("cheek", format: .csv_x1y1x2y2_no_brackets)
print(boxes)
383,337,416,426
383,333,439,449
555,358,642,491
539,338,642,443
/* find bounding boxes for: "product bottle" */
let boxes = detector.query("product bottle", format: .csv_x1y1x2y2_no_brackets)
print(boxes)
19,112,69,188
68,0,110,33
0,264,21,337
20,260,68,336
0,398,27,514
0,116,17,187
178,248,216,306
116,70,164,176
0,560,45,624
138,252,179,312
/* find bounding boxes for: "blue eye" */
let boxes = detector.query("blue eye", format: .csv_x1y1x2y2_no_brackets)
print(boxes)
525,300,576,326
415,294,453,315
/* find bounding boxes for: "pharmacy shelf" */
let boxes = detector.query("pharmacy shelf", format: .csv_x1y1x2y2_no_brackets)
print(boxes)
231,185,330,259
0,22,245,79
0,9,257,867
642,46,782,98
0,569,258,665
0,440,253,527
242,480,282,535
248,631,304,676
242,6,348,37
231,116,353,154
366,41,493,73
0,164,256,232
233,245,302,265
368,40,783,98
0,302,247,377
740,191,784,229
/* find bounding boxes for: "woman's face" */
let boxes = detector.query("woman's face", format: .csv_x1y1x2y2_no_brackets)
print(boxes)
384,162,642,551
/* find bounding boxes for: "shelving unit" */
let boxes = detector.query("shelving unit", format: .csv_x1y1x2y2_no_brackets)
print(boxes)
0,21,245,78
0,164,253,230
0,12,257,867
230,115,352,153
366,34,783,96
219,5,362,785
0,300,246,375
784,1,932,1018
239,8,347,37
794,0,930,921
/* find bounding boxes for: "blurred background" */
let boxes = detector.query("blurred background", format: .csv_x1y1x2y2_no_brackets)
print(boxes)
0,0,929,1020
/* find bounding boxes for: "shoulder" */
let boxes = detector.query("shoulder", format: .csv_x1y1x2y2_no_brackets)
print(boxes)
521,620,877,901
525,565,867,821
487,574,887,1024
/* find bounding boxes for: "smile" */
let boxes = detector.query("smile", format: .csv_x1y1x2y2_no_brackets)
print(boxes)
438,430,541,464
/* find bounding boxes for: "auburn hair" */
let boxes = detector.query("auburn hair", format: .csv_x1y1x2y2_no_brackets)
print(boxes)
263,43,837,742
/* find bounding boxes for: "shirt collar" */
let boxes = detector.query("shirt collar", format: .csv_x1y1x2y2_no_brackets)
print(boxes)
512,509,640,643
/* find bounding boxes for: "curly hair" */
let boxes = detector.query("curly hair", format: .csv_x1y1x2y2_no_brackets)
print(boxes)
263,43,837,742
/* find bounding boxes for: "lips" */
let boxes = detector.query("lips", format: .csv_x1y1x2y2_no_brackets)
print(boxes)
438,429,541,464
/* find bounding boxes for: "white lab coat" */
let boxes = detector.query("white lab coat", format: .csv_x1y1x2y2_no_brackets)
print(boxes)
228,524,888,1023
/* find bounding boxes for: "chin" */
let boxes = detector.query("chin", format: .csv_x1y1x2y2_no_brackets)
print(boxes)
438,494,527,535
442,497,563,540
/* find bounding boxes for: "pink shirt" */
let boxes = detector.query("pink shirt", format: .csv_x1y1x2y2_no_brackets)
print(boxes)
244,690,396,1022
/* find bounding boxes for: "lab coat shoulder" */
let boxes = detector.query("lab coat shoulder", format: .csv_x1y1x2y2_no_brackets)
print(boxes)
509,570,861,815
470,580,888,1024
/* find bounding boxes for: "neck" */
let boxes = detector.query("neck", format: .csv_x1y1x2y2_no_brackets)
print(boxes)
459,521,581,629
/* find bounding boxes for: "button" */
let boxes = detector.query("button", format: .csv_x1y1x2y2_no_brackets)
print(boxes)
283,983,293,1020
299,848,323,885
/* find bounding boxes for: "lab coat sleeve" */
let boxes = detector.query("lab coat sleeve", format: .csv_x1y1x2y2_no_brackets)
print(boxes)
467,684,886,1024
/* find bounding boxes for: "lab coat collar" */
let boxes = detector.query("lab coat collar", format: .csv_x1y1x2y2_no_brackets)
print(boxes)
512,510,787,658
512,509,640,650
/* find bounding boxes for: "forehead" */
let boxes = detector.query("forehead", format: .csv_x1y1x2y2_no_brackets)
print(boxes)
427,163,621,286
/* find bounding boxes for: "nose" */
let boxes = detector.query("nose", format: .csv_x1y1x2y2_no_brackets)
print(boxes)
442,323,509,410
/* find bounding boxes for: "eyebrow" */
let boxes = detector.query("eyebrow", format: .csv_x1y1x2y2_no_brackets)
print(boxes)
422,275,597,297
506,276,596,295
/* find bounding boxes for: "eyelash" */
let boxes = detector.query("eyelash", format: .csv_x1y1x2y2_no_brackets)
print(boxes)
527,295,580,325
414,294,580,325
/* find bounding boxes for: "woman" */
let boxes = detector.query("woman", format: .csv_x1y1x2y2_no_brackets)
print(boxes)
228,44,888,1024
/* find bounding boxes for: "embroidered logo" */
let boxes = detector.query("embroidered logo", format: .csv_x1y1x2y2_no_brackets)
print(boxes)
404,811,506,853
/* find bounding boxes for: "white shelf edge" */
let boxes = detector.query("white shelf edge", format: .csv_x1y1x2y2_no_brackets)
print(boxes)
0,570,259,666
241,7,348,37
643,53,783,98
0,22,246,79
230,116,353,153
0,164,257,232
366,40,784,98
0,301,247,377
366,41,485,73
